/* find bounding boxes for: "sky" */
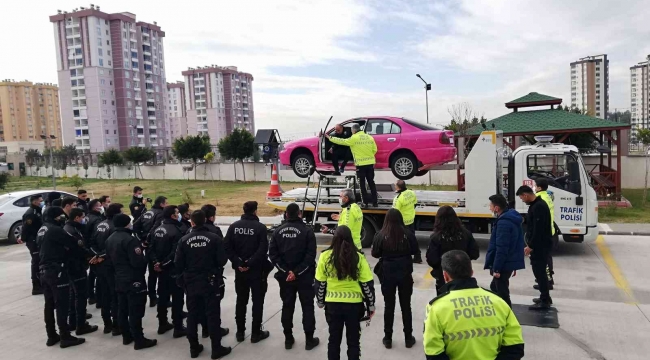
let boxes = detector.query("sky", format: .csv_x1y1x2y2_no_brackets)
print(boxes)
1,0,649,138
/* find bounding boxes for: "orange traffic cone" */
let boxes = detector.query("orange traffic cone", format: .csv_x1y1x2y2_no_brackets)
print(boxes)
266,164,283,199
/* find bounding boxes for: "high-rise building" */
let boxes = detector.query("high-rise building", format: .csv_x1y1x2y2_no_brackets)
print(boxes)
50,6,169,153
0,80,63,148
166,81,187,143
181,65,254,144
570,54,609,119
630,56,649,139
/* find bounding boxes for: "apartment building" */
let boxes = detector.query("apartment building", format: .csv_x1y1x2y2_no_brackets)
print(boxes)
50,5,169,153
166,81,187,142
570,54,609,119
630,55,649,140
0,80,63,148
181,65,254,144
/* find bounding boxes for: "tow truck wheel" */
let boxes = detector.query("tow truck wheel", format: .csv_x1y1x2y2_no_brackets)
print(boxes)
361,218,377,248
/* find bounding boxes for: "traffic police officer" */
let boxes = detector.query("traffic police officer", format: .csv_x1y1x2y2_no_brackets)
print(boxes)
269,203,319,351
129,186,148,221
224,201,272,344
321,189,364,249
106,213,158,350
423,250,524,360
134,196,168,307
63,208,98,335
37,206,86,348
534,178,556,289
149,205,187,338
326,123,378,207
20,194,44,295
85,199,105,306
392,180,417,232
175,210,232,359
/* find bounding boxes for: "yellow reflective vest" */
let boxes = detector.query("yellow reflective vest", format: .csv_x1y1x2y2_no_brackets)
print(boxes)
537,191,555,235
392,189,417,226
338,203,363,249
329,131,377,166
315,249,373,303
424,278,524,360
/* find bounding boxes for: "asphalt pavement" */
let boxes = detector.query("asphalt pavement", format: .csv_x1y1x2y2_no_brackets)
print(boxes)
1,230,649,360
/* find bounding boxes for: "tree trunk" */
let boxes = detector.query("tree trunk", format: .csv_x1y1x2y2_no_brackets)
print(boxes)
644,150,649,207
241,160,246,182
194,161,197,180
233,162,237,181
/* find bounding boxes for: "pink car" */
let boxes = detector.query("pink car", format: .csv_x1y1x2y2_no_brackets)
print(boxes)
279,117,456,180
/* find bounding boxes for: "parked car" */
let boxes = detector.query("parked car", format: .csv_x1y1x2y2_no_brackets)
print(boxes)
279,117,456,179
0,190,78,243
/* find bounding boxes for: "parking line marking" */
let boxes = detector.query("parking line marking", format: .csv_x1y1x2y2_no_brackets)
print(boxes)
599,223,613,233
594,235,637,305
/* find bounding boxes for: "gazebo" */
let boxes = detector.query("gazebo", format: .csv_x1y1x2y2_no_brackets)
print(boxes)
457,92,631,199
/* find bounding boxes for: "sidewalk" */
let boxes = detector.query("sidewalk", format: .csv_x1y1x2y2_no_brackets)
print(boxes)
598,223,650,236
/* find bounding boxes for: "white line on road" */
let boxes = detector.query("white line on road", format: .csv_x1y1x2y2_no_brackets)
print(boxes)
599,223,613,233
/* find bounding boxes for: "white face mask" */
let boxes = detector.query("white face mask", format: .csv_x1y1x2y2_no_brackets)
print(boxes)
99,207,105,214
339,198,344,206
136,194,143,199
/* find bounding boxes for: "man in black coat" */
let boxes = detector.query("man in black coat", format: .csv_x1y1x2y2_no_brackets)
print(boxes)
106,213,157,350
175,210,231,359
37,206,86,348
201,204,224,238
224,201,272,343
517,185,553,310
133,196,168,307
149,205,187,337
329,124,352,175
178,203,192,234
85,199,105,306
129,186,148,222
75,190,89,213
19,194,44,295
269,203,319,350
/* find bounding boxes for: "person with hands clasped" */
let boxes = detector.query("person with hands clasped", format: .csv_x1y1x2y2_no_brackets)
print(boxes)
321,189,364,250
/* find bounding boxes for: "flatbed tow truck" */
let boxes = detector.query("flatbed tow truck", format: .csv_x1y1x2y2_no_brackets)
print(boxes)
267,130,599,248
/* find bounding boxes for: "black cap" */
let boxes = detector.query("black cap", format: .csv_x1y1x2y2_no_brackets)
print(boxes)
133,186,143,193
44,206,65,222
113,214,132,228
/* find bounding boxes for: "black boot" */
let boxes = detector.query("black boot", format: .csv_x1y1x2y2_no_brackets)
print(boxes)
190,344,204,358
157,321,174,335
405,335,416,349
149,297,157,308
383,337,392,349
305,335,320,351
529,301,552,311
103,319,113,334
46,334,60,347
211,346,232,359
76,322,99,335
88,297,97,305
122,335,134,346
285,335,295,350
112,327,122,336
221,327,230,336
533,297,554,305
173,326,188,338
85,313,92,320
533,283,554,290
60,333,86,348
134,337,158,350
251,330,270,344
202,327,210,339
32,280,43,295
235,331,245,342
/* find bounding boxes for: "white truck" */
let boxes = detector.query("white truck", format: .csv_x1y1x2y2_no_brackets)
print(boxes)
267,130,599,247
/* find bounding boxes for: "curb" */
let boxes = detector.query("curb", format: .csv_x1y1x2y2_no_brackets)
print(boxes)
599,231,650,236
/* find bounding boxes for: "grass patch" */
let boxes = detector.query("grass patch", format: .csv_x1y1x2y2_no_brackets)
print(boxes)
599,188,650,223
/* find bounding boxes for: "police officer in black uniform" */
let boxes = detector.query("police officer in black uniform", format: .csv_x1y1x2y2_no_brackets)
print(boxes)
149,205,187,338
85,199,105,306
178,203,192,234
224,201,271,344
129,186,148,221
134,196,168,307
269,203,319,350
175,210,231,359
20,194,44,295
90,203,124,335
106,213,158,350
76,190,89,213
201,204,224,238
37,206,86,348
64,208,99,335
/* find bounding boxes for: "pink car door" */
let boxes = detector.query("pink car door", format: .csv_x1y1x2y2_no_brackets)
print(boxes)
364,118,401,167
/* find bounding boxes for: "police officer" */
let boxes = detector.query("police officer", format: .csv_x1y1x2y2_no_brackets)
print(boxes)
85,199,105,306
129,186,148,221
149,205,187,338
175,210,231,359
19,194,44,295
63,208,98,335
37,206,86,348
106,213,158,350
98,195,112,213
201,204,224,238
90,203,124,335
534,178,556,289
76,190,89,213
326,123,378,207
178,203,192,234
423,250,524,360
269,203,319,351
321,189,364,249
134,196,168,307
224,201,271,344
392,180,417,232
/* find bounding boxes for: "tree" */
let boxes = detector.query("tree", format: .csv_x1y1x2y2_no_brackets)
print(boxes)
637,127,650,207
25,149,40,176
123,147,156,179
98,149,123,179
0,172,9,190
218,129,255,181
70,174,83,190
444,103,486,135
172,135,212,180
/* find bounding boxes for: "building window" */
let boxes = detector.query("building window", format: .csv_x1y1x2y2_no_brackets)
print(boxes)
100,79,106,85
98,48,103,56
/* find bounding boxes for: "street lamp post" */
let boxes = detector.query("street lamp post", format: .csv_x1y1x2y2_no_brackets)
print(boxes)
416,74,432,124
40,134,57,189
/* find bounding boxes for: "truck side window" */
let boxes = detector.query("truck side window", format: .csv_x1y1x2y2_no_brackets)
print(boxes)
526,154,581,194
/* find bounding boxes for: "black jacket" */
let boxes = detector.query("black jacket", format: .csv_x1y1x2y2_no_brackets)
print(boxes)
64,220,93,276
21,205,43,243
90,218,115,265
269,218,316,283
175,225,228,294
224,214,269,272
525,196,552,258
84,210,104,245
106,228,147,292
372,230,419,283
427,228,479,280
38,220,83,267
179,218,191,235
329,130,352,155
149,219,184,270
129,197,146,221
133,205,163,243
76,199,89,214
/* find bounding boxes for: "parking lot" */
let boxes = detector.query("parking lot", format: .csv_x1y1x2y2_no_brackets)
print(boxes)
1,233,649,360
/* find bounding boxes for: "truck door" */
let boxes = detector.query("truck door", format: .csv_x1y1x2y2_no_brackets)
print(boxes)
365,118,402,168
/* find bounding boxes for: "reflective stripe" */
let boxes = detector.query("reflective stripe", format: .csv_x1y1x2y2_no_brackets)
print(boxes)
443,327,504,341
326,291,362,299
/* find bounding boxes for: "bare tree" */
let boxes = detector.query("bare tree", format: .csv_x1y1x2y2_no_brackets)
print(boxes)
445,103,486,135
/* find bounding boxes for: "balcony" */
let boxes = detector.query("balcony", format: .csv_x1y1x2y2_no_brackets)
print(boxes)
146,88,154,93
149,133,158,138
147,106,156,111
145,77,153,84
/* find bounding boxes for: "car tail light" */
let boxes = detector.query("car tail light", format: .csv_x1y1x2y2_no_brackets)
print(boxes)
439,131,453,145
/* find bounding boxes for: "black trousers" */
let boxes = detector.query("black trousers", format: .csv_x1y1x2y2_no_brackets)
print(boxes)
325,302,363,360
547,250,554,280
41,267,72,337
331,150,350,173
26,241,40,282
489,270,513,308
279,279,316,337
234,272,267,334
187,285,223,350
88,268,97,299
96,266,118,325
117,289,147,342
531,255,551,302
69,271,89,327
381,276,413,339
157,272,184,327
148,263,158,301
356,165,377,205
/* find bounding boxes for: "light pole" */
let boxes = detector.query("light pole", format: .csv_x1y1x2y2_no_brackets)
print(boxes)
416,74,431,124
40,134,57,189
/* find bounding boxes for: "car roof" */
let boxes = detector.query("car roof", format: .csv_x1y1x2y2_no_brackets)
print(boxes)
0,189,75,198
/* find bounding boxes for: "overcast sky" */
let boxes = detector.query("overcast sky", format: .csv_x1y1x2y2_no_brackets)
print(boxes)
1,0,649,138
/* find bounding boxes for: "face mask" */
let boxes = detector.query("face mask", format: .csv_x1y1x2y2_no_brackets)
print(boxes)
177,216,182,223
82,218,88,225
58,215,67,223
136,194,143,199
40,201,45,208
339,198,344,206
99,207,105,215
